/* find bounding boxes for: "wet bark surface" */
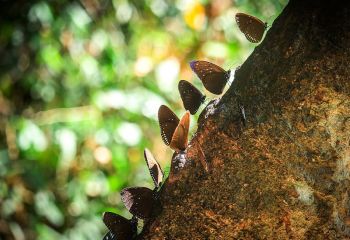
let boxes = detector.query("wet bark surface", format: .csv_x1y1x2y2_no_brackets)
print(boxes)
142,0,350,239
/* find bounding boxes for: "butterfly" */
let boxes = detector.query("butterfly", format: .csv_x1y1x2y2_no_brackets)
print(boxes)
169,111,190,152
190,60,230,95
121,187,156,220
144,148,164,189
158,105,180,146
158,105,190,152
178,80,206,115
235,13,267,43
102,212,138,240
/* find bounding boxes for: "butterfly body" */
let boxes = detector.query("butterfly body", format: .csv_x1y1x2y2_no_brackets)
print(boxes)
190,61,230,95
235,13,267,43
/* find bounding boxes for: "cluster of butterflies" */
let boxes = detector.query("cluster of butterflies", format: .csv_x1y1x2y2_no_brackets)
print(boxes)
101,13,267,240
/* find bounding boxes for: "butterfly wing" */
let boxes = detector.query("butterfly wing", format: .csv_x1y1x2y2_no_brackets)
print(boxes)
235,13,266,43
121,187,155,219
158,105,179,146
102,212,136,240
190,61,229,95
103,231,116,240
170,111,190,152
144,148,164,188
178,80,206,114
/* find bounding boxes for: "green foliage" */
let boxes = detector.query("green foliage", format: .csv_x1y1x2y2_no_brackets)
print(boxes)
0,0,286,239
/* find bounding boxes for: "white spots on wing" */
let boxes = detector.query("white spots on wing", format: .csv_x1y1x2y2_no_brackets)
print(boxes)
121,190,133,211
160,130,170,145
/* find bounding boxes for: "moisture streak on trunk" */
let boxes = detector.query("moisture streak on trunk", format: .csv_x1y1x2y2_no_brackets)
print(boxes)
142,0,350,239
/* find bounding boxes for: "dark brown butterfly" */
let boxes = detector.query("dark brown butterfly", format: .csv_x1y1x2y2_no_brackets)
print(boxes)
235,13,267,43
121,187,155,220
144,148,164,188
102,212,137,240
158,105,190,152
158,105,179,146
190,60,230,95
178,80,206,115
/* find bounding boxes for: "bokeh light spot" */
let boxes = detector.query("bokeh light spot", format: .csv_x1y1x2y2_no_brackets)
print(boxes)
134,56,154,77
115,122,142,146
94,146,112,164
155,57,180,93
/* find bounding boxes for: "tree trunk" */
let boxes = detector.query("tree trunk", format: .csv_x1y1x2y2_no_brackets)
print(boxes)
142,0,350,239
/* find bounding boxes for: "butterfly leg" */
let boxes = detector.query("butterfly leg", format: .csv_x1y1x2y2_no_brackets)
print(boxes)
233,90,247,127
193,138,209,172
239,104,246,127
197,144,209,172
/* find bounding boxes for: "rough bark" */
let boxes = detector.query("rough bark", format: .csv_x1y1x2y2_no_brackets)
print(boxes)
142,0,350,239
